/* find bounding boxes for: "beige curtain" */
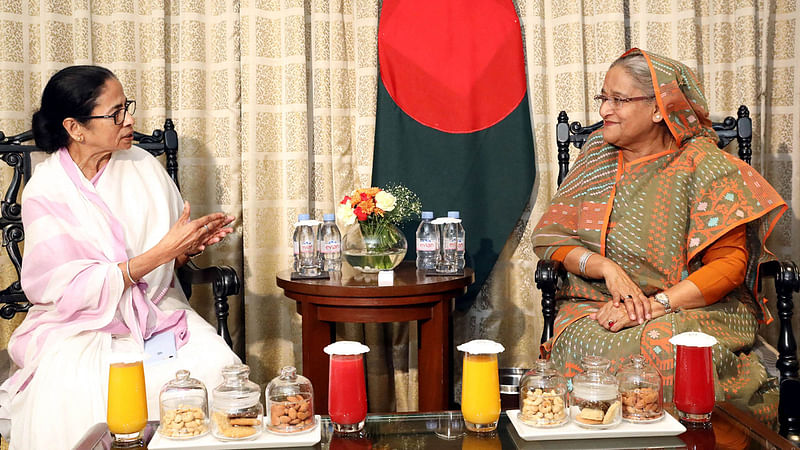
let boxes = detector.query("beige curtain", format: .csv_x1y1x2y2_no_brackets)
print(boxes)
239,0,382,391
1,0,798,415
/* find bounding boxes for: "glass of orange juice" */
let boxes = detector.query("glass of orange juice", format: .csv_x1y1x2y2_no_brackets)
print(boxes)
107,358,148,447
458,340,505,433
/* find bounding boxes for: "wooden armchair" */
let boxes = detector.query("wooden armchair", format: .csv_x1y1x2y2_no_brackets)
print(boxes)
0,119,239,347
535,106,800,439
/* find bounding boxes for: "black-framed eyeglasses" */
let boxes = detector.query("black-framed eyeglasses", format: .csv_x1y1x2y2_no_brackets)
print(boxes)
78,100,136,125
593,94,655,109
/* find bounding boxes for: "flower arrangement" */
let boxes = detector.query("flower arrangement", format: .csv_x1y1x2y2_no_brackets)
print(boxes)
337,184,421,271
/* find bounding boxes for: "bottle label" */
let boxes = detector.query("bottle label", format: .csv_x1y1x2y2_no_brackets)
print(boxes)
456,238,465,252
417,238,438,252
444,239,457,250
321,240,340,254
293,242,299,254
300,240,313,253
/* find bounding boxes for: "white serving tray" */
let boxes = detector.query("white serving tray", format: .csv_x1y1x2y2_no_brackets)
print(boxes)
507,409,686,441
148,416,321,449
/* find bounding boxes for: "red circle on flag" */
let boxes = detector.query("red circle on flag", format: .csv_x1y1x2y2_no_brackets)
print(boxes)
378,0,527,133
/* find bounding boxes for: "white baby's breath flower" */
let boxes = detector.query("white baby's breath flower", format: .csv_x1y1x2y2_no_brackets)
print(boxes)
375,190,396,212
337,203,357,226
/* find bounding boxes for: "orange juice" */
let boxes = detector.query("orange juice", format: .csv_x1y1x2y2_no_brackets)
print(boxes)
460,353,500,430
107,361,147,436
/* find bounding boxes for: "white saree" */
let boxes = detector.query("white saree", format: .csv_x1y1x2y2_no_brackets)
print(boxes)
0,147,239,450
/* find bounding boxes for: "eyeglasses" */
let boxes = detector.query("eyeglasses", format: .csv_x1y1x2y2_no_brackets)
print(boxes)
593,94,655,109
79,100,136,125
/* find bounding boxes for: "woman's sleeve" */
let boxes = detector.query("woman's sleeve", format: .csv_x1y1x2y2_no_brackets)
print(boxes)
685,224,748,305
550,245,579,262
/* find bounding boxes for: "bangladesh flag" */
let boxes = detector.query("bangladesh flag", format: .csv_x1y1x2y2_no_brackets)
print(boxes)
373,0,535,301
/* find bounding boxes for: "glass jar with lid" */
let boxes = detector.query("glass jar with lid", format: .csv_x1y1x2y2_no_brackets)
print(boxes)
210,364,264,440
158,370,210,439
616,354,664,422
518,359,568,427
266,366,316,433
571,355,621,429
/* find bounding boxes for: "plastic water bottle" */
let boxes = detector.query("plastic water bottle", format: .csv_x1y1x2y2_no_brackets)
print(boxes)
292,213,310,271
293,214,319,276
448,211,466,270
317,213,342,272
440,217,458,273
415,211,439,270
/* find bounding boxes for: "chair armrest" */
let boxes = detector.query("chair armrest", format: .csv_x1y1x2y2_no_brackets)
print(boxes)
535,259,566,344
177,261,240,348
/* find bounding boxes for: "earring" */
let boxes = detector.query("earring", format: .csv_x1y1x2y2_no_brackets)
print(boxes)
654,114,662,121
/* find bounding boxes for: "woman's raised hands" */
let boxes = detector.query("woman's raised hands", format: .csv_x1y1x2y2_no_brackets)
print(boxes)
160,201,235,261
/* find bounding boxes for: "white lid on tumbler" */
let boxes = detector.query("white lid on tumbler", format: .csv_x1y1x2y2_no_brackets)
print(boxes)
324,341,370,355
669,331,718,347
457,339,505,355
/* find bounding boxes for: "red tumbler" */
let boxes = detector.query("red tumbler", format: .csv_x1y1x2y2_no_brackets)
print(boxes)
670,332,717,424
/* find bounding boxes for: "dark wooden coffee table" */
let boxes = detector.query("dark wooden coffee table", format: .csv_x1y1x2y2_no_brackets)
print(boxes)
276,261,474,414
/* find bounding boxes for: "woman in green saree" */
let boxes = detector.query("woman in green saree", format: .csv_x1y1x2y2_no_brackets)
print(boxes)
532,48,786,423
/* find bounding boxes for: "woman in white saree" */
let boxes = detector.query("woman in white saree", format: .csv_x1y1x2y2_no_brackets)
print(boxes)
0,66,240,449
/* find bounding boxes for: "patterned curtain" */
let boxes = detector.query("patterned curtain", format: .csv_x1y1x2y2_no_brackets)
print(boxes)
239,0,380,389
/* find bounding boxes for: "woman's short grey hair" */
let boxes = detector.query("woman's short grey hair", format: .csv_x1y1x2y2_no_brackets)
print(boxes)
610,53,655,97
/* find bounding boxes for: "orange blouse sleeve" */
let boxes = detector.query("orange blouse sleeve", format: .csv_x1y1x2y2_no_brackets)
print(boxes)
686,225,748,305
550,245,579,263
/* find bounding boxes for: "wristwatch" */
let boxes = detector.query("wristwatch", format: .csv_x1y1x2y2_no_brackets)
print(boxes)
654,292,672,313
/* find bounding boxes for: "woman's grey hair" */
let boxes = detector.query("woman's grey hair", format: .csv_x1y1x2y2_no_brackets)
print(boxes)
610,53,655,97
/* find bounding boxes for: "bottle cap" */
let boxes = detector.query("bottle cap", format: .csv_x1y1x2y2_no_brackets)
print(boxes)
298,213,310,220
421,211,434,219
447,211,460,219
323,213,335,221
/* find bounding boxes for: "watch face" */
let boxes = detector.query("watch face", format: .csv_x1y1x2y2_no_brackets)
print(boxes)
656,293,670,311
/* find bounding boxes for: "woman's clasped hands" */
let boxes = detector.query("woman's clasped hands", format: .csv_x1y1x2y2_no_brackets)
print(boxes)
589,258,652,332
